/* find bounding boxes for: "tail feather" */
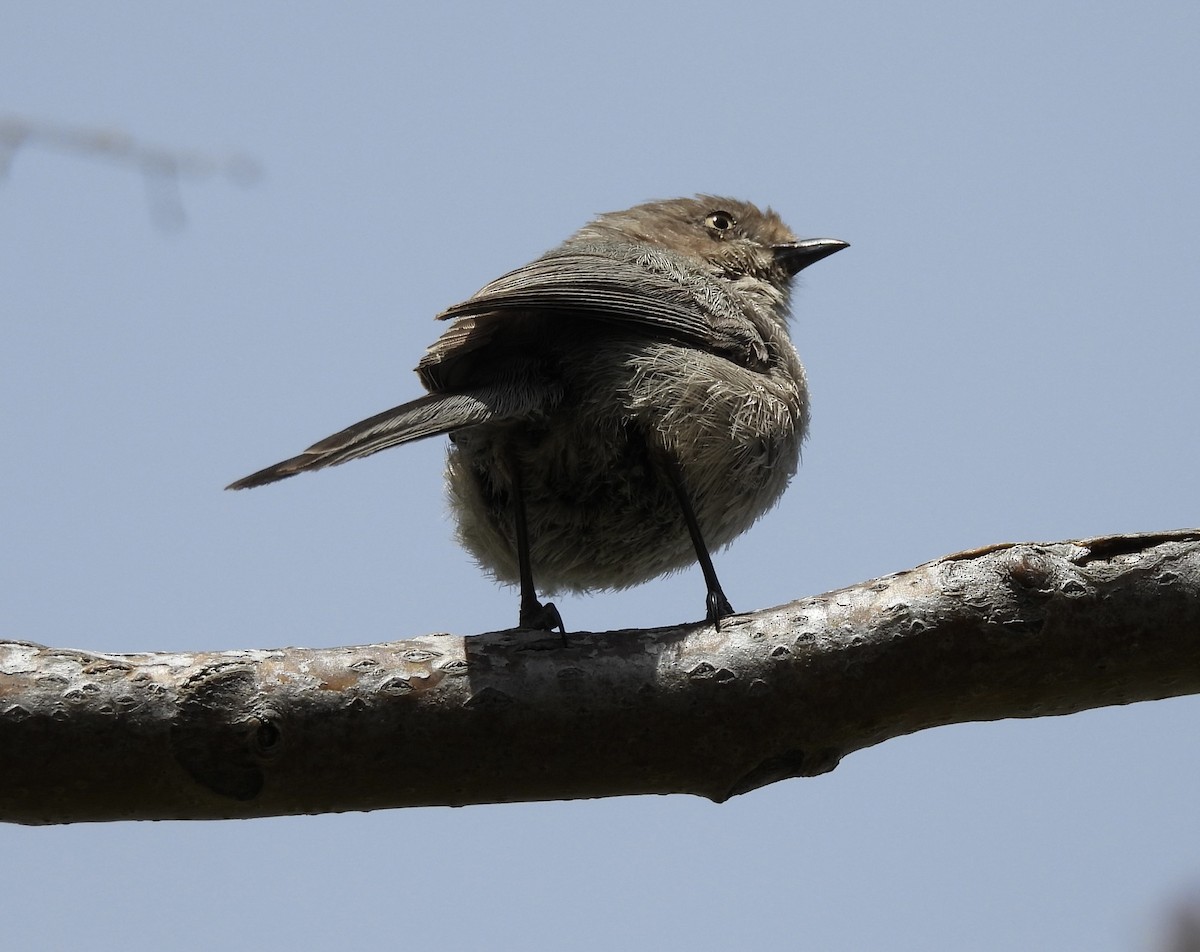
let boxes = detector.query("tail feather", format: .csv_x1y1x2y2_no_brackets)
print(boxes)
227,391,496,490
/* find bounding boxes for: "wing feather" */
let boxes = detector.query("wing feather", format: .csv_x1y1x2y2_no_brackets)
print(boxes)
419,244,768,390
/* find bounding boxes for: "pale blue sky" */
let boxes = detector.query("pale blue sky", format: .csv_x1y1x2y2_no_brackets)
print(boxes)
3,3,1198,950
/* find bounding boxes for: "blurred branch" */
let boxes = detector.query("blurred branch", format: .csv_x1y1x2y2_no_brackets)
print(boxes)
2,529,1198,825
0,115,261,230
1159,893,1200,952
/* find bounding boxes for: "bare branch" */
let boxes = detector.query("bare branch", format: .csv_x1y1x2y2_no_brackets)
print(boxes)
0,115,261,229
2,529,1198,825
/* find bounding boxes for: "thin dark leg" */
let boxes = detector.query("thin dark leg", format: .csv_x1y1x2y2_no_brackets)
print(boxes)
508,451,565,633
658,450,734,627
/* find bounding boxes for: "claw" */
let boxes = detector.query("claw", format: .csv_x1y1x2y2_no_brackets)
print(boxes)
519,599,565,634
706,589,734,628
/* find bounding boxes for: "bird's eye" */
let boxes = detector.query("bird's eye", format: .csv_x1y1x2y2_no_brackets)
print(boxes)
705,211,736,235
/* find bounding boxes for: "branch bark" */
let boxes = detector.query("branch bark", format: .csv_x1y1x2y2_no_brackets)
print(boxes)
3,530,1198,825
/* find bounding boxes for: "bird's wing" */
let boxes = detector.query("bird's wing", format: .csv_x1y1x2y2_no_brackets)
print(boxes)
439,247,726,342
419,245,768,390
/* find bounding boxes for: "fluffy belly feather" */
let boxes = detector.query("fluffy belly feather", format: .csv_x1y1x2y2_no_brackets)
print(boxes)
445,341,806,592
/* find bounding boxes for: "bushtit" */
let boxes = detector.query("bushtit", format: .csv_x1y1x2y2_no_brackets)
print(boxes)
229,196,846,632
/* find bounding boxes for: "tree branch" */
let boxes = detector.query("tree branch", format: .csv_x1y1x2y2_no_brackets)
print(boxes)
2,530,1198,825
0,115,261,230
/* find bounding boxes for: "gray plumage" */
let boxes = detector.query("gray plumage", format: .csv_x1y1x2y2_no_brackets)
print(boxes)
228,196,846,629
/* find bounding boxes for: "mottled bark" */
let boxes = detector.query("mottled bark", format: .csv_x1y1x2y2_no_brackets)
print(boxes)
2,530,1198,825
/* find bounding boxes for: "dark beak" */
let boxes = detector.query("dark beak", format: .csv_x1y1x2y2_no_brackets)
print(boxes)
774,238,849,276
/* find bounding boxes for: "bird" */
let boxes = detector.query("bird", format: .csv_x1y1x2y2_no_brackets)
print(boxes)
228,196,847,632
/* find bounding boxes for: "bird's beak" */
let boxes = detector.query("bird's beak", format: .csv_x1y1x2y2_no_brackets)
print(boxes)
774,238,849,276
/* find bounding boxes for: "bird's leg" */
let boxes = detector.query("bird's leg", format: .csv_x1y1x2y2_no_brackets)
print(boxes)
507,451,565,634
658,449,734,627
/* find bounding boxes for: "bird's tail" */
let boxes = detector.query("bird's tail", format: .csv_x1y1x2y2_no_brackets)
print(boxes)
226,391,497,490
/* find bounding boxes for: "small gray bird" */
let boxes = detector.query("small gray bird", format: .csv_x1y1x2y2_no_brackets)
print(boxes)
229,196,846,632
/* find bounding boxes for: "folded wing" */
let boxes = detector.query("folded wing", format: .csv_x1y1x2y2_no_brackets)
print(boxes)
419,244,768,391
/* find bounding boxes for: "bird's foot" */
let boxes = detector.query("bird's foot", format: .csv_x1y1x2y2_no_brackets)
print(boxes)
519,598,565,635
706,589,734,629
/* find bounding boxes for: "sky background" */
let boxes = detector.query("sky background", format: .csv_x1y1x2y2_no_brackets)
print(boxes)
3,3,1198,950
